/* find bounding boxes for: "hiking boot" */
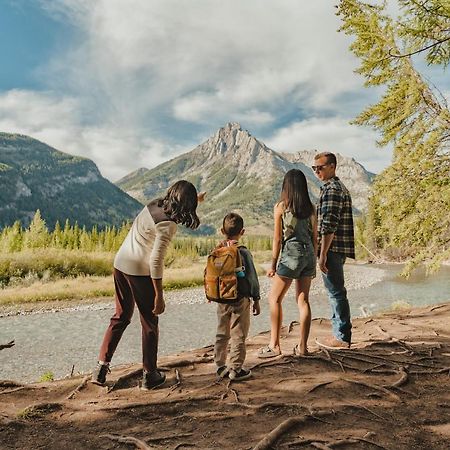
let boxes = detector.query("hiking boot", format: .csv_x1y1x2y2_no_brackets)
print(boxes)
315,336,351,350
141,369,166,390
229,368,252,381
216,366,229,378
91,363,111,386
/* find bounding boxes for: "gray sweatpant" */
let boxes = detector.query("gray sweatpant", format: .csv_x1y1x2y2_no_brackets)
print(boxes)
214,297,251,371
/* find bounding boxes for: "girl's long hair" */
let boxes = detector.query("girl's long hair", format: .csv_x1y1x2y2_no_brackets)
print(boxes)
280,169,314,219
158,180,200,229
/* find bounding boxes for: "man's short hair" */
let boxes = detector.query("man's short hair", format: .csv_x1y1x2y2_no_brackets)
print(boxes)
222,212,244,237
315,152,337,167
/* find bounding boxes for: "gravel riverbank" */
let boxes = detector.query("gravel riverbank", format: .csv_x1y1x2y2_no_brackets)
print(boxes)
0,262,386,318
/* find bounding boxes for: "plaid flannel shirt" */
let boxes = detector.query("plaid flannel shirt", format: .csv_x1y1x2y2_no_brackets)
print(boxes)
317,176,355,259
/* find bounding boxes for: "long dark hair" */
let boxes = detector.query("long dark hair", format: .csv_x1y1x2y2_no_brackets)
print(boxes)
158,180,200,229
280,169,313,219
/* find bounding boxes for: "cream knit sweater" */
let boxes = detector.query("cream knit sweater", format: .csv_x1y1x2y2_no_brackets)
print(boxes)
114,206,177,278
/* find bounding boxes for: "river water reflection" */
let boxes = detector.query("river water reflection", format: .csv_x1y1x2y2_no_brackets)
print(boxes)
0,264,449,382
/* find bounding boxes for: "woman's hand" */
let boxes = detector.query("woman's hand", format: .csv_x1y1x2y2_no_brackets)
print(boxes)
197,191,206,203
267,268,276,278
152,295,166,315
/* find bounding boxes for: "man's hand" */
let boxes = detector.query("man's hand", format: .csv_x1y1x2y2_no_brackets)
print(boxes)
266,268,276,278
152,296,166,315
318,254,328,274
253,301,261,316
197,191,206,203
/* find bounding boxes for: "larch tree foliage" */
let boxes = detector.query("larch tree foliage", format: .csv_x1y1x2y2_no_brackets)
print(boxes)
337,0,450,273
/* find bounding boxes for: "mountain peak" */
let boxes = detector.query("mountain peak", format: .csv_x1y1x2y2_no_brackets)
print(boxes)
223,122,243,131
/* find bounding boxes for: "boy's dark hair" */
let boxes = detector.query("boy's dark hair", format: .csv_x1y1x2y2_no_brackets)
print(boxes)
222,212,244,238
314,151,337,167
158,180,200,229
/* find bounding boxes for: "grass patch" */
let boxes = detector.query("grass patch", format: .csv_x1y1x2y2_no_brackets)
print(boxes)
0,249,114,287
39,371,55,382
0,252,268,305
0,276,114,305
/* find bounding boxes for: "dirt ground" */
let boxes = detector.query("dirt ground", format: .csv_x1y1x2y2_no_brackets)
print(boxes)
1,302,450,450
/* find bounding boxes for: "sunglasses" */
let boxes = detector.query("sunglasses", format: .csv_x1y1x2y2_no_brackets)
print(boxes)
311,163,330,172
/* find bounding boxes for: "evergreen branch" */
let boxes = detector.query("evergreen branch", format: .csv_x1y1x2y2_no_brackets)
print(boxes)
407,0,450,19
387,35,450,59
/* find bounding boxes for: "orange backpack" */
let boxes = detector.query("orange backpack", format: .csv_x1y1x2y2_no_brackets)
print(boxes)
204,243,244,302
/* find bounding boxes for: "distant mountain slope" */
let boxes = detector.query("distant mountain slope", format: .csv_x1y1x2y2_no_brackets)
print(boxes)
0,133,142,229
117,123,375,234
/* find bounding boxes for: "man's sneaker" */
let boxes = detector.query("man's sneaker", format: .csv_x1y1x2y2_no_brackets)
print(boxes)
141,369,166,390
91,363,111,386
315,336,351,350
229,368,252,381
216,366,229,378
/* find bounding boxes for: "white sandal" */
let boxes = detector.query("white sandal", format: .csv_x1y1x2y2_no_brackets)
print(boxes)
257,345,281,358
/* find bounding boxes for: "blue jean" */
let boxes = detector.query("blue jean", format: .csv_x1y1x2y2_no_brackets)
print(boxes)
321,251,352,343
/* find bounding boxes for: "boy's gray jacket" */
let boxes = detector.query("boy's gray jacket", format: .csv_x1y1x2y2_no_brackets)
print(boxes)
238,247,261,301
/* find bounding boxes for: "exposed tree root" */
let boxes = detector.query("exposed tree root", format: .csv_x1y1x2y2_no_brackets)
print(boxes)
0,386,28,395
145,432,193,443
252,410,334,450
288,321,299,333
98,394,222,411
66,376,89,400
0,380,23,388
306,380,335,394
249,355,288,370
160,356,213,369
226,401,303,411
165,369,182,397
107,368,142,393
0,340,15,351
384,367,408,388
100,433,154,449
173,443,196,450
284,437,387,449
341,378,400,401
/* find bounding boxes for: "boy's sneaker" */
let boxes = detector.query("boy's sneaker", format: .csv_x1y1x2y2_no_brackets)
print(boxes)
216,366,229,378
229,368,252,381
91,363,110,386
141,369,166,390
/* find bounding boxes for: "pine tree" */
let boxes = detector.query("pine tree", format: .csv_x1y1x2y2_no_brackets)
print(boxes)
23,210,50,249
0,221,23,252
52,221,64,249
338,0,450,273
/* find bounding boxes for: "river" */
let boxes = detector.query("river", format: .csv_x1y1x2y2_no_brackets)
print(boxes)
0,263,449,383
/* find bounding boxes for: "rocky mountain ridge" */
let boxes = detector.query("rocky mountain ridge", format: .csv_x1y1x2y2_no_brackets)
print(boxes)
0,133,142,229
117,123,375,234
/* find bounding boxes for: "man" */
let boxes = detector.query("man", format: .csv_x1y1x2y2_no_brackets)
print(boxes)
313,152,355,349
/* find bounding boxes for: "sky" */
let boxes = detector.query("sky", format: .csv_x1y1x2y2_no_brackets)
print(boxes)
0,1,448,182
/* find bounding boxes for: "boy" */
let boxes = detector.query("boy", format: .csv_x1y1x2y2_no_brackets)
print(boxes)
213,212,261,381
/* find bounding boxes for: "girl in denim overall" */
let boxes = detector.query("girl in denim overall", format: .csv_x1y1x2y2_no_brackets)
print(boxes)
258,169,317,357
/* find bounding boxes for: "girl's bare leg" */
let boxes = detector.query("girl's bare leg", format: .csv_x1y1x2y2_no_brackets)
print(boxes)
295,277,312,355
268,275,292,350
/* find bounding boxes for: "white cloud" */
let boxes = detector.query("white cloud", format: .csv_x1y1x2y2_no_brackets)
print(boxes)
265,117,393,174
0,90,169,181
40,1,362,123
1,1,412,179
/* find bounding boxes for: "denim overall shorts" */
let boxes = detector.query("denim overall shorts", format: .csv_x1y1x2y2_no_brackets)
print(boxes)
276,212,316,279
